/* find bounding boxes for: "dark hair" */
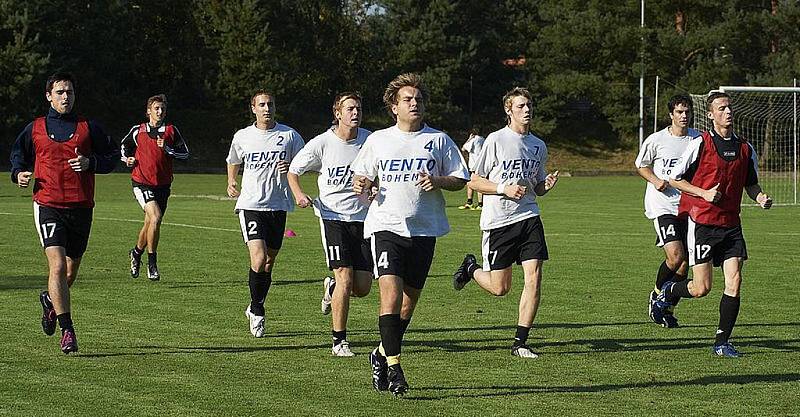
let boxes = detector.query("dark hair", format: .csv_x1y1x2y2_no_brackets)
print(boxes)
469,127,480,136
706,92,730,111
667,94,693,113
45,72,76,94
146,94,167,109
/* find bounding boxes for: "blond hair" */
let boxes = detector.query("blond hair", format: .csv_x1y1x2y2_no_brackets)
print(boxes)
502,87,532,124
383,73,428,118
332,91,362,124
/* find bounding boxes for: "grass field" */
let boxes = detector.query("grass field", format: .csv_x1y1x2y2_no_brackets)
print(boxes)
1,173,798,416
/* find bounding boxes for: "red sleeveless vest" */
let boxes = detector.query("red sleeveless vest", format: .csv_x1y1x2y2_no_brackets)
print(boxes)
678,131,751,227
31,117,95,208
131,124,176,186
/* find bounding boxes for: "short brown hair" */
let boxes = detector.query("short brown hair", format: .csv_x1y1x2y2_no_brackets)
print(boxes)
706,92,730,111
383,73,428,117
251,90,275,106
332,91,362,123
146,94,167,109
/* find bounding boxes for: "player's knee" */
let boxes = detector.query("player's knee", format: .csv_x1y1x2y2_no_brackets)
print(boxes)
665,251,686,269
693,282,712,297
148,214,163,226
65,272,78,286
491,283,511,296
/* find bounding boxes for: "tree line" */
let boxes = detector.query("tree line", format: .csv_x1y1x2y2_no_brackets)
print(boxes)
3,0,800,169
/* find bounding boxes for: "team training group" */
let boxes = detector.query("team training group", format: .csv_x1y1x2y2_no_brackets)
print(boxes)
9,71,772,396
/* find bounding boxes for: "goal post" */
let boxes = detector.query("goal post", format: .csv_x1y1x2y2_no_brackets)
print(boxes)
689,86,799,205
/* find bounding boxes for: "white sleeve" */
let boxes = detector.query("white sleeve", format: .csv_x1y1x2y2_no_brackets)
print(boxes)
474,137,495,178
670,137,703,180
288,138,322,175
536,145,548,183
634,136,656,168
225,136,242,165
351,139,377,180
462,137,473,153
287,131,305,161
440,136,470,179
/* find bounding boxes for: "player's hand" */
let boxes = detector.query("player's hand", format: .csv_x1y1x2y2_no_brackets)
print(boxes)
125,157,136,167
353,176,368,194
17,171,32,188
703,183,721,203
656,178,668,192
156,136,165,148
68,148,90,172
415,172,437,191
757,192,773,209
296,194,312,208
227,180,240,198
277,160,289,174
544,170,559,191
502,184,527,199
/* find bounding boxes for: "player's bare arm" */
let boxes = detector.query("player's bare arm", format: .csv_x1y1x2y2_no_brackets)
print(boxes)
226,163,241,198
637,166,668,192
534,170,559,196
745,184,772,209
287,172,312,208
276,160,290,174
468,174,526,199
670,178,720,203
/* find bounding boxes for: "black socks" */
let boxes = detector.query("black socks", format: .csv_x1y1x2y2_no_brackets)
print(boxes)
248,269,272,316
513,325,531,347
715,294,741,346
379,314,402,357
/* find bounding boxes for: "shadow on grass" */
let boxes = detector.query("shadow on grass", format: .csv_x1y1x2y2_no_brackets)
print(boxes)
0,276,46,290
407,373,800,400
162,278,323,289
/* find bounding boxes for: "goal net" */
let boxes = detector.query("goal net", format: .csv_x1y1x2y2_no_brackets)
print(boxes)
690,87,799,205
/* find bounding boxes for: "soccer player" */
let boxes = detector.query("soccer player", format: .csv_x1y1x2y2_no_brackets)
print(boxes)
287,92,373,357
459,128,486,210
121,94,189,281
634,94,699,328
226,90,304,338
655,92,772,357
351,73,469,395
452,87,559,359
10,72,118,354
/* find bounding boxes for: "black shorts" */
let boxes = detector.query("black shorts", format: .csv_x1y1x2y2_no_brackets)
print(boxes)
238,210,287,249
132,181,171,214
652,214,687,247
33,202,93,258
687,219,748,267
482,216,548,271
371,231,436,290
319,219,373,271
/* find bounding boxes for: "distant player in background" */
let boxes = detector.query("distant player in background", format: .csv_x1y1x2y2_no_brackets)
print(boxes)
459,128,485,210
10,72,118,354
121,94,189,281
655,92,772,357
226,91,304,338
287,92,373,357
453,87,559,359
351,73,469,395
634,94,699,328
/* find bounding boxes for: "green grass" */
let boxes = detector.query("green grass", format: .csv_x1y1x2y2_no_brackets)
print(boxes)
1,174,798,416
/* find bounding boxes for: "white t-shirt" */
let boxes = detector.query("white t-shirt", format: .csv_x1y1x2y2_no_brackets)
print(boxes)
226,123,305,212
474,126,549,231
351,124,470,238
462,135,486,171
634,127,700,218
288,127,372,222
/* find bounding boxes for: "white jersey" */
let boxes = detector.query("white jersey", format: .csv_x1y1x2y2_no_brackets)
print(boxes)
462,135,485,171
475,126,548,231
226,123,305,212
634,127,700,219
288,127,371,222
351,124,470,238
